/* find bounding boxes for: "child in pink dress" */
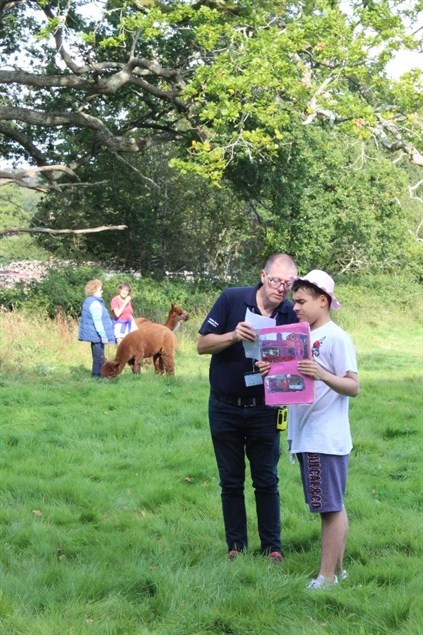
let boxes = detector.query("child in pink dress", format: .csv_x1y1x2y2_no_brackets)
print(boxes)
110,282,138,343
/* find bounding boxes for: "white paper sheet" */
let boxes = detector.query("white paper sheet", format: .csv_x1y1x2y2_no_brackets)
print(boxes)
242,308,276,360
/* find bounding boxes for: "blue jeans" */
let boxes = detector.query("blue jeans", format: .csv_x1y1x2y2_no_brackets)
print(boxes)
209,395,281,553
91,342,105,377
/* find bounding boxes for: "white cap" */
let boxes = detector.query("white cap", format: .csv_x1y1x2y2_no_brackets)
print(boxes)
292,269,340,309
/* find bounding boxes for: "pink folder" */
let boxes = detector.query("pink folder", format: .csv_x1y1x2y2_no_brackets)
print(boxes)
258,322,315,406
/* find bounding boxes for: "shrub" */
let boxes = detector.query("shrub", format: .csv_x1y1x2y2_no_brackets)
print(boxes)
30,264,106,318
0,263,224,321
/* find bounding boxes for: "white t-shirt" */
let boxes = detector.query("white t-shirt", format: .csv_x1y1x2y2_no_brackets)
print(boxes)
288,320,358,456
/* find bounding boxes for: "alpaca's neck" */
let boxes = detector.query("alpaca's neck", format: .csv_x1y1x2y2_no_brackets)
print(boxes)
164,314,178,331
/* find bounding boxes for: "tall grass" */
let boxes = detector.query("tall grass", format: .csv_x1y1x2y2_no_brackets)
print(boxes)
0,281,421,635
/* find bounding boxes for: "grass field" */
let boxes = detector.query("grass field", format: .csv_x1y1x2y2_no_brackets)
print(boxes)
0,283,422,635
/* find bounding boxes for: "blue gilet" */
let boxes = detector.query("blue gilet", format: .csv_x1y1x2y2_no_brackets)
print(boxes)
78,296,115,343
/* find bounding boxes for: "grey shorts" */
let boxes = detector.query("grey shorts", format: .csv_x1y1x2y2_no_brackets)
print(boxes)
298,452,349,513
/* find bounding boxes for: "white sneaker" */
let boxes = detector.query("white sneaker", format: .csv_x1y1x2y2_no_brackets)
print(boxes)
306,574,339,589
339,569,349,581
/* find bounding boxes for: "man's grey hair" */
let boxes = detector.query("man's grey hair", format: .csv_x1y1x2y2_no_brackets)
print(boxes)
264,253,297,274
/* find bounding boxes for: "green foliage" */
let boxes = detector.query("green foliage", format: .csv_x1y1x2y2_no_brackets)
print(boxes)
31,130,422,280
0,264,106,318
228,127,419,274
28,264,105,319
0,184,37,228
1,0,422,183
0,185,49,261
33,147,253,279
0,280,33,312
0,234,51,262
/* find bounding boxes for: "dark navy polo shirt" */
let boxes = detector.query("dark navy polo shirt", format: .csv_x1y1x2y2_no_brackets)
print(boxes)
198,284,298,398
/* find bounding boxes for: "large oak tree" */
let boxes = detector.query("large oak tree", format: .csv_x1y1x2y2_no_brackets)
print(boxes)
1,0,422,189
0,0,421,277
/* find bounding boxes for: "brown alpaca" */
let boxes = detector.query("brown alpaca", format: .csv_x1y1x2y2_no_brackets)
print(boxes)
101,322,176,378
134,302,189,332
134,302,189,366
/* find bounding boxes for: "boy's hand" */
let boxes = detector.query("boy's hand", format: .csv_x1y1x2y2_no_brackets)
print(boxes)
255,360,271,378
298,361,359,396
297,359,326,381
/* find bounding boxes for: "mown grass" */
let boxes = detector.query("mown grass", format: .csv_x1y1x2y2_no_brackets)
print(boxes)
0,281,422,635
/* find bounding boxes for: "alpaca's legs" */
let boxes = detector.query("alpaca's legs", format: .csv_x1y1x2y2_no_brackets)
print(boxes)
153,353,164,374
162,353,175,375
132,355,143,373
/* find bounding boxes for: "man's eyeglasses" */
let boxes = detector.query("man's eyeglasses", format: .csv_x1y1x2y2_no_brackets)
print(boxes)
265,274,292,290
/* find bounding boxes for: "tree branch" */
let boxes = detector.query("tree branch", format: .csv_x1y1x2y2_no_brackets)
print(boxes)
0,225,128,238
0,165,78,191
371,117,423,167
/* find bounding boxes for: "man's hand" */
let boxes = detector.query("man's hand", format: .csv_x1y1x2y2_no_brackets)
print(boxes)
198,322,256,355
232,321,256,343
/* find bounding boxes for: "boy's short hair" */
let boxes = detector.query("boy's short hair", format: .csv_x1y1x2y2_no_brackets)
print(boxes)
292,280,333,308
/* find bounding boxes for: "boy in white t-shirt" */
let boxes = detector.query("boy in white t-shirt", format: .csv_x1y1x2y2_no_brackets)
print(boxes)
289,270,359,589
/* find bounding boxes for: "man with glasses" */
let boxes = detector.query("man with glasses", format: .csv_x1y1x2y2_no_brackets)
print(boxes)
197,253,298,562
